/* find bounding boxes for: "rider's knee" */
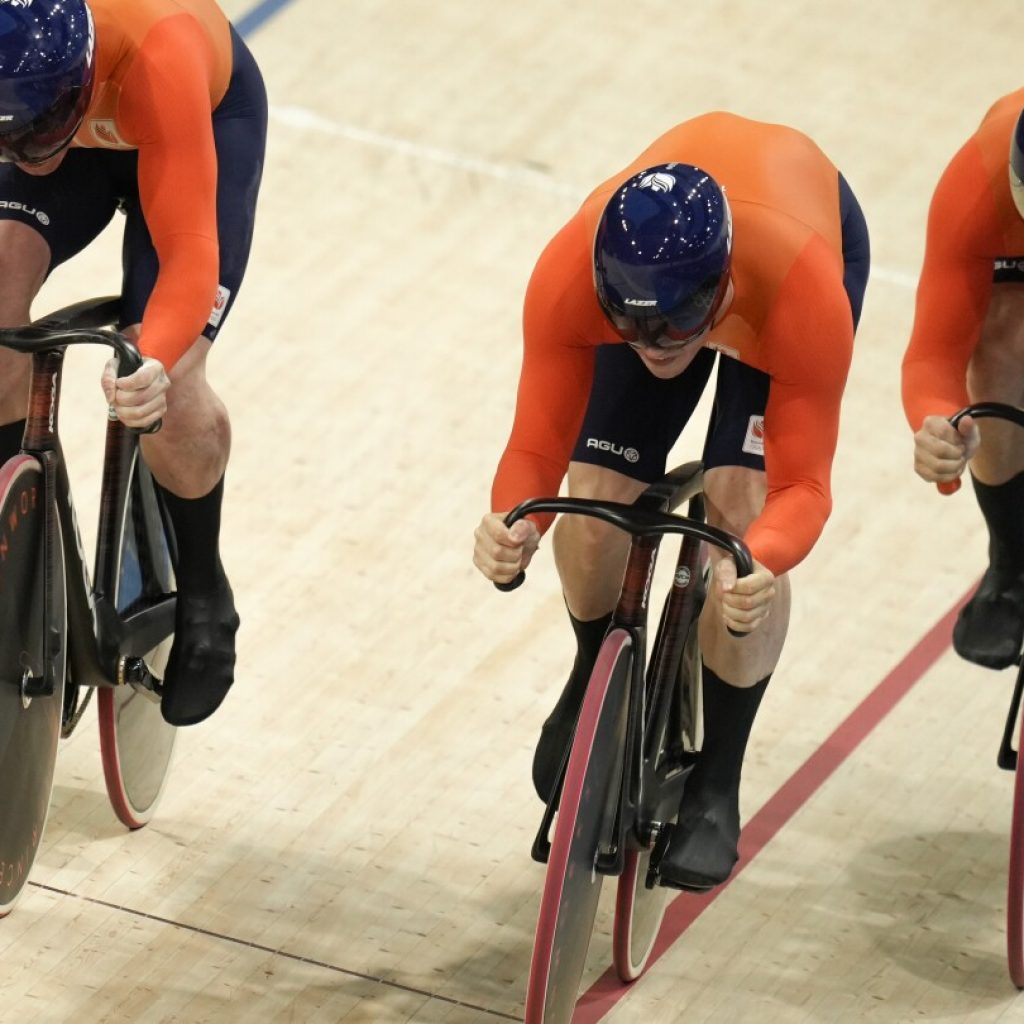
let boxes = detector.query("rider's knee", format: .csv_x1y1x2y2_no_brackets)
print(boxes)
969,344,1022,399
162,339,228,433
165,377,229,442
702,465,766,538
566,461,648,502
553,463,645,614
560,461,647,550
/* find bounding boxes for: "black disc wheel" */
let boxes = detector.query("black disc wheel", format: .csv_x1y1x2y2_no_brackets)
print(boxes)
0,456,66,915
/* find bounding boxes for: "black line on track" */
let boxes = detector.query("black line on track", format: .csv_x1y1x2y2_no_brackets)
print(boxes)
29,881,522,1021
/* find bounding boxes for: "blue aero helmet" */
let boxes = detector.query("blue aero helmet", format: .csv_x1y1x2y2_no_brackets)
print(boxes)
594,163,732,348
0,0,95,165
1011,109,1024,219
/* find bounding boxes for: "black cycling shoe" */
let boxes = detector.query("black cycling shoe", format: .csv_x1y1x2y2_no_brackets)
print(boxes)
532,669,590,803
653,783,740,893
952,568,1024,670
161,577,240,726
532,708,575,804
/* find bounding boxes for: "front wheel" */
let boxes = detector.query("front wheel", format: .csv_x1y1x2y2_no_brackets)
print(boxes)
97,453,177,829
525,630,632,1023
1007,662,1024,987
0,456,66,915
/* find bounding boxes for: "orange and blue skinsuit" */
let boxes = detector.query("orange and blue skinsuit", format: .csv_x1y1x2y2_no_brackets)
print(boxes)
492,113,869,577
0,0,265,369
73,0,233,367
902,88,1024,429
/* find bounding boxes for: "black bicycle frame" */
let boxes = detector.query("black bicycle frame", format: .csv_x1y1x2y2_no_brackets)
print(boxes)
2,301,172,699
504,464,754,870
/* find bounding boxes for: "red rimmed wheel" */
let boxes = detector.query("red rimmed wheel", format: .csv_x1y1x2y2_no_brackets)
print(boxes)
1006,669,1024,987
97,454,177,829
525,630,632,1023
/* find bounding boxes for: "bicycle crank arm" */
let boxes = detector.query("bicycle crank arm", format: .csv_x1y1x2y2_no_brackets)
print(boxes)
998,666,1024,771
117,656,164,703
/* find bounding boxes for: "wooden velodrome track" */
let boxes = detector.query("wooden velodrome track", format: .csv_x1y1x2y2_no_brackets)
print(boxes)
3,0,1024,1021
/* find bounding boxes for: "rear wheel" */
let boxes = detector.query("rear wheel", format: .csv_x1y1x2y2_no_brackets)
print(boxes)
0,456,66,915
613,610,701,981
97,455,177,829
525,630,632,1023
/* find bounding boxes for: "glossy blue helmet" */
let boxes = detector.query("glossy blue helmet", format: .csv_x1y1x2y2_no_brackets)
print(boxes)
0,0,95,165
1011,109,1024,219
594,163,732,345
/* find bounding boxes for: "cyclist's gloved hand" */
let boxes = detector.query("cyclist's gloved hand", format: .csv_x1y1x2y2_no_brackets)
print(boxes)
713,556,775,635
101,355,169,431
473,511,540,585
913,413,979,485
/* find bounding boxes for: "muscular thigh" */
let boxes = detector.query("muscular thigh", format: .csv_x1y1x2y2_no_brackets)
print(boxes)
968,282,1024,405
0,218,74,413
0,150,123,274
966,278,1024,479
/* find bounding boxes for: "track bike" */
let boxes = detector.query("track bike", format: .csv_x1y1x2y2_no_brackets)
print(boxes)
0,296,179,915
938,401,1024,988
496,462,752,1023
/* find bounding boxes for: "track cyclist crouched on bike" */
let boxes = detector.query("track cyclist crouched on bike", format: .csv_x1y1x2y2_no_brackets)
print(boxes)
903,91,1024,671
0,0,266,725
473,113,870,892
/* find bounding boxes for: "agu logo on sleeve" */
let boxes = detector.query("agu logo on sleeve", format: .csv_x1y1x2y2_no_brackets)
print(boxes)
742,415,765,457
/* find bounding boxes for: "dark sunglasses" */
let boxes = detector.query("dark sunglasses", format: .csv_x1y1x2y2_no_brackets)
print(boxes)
601,272,730,350
0,84,91,166
605,310,705,349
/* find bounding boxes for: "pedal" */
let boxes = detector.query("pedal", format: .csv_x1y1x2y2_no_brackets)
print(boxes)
638,818,663,850
644,822,674,889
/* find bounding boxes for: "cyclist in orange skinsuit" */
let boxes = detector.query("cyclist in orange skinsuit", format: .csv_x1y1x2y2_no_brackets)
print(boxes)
473,112,870,890
0,0,267,725
903,90,1024,671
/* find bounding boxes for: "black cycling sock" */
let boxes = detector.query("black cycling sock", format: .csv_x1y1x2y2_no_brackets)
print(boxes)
657,666,770,890
0,419,25,465
157,476,226,596
567,607,614,692
532,607,612,801
693,664,770,791
973,471,1024,583
158,476,238,727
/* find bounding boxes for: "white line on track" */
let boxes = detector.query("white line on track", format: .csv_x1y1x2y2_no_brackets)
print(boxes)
271,104,581,200
270,103,917,291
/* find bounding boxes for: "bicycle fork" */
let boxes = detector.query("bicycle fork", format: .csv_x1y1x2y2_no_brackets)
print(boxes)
21,351,64,700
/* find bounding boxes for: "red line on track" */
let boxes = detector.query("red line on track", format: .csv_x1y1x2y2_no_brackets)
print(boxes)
573,587,973,1023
